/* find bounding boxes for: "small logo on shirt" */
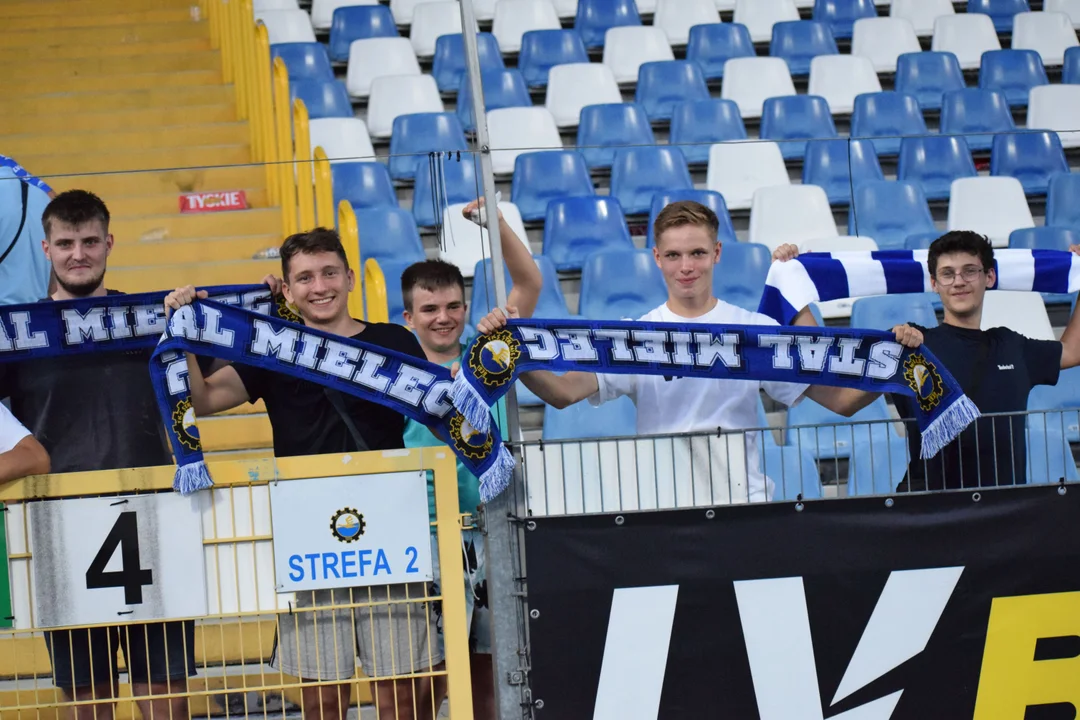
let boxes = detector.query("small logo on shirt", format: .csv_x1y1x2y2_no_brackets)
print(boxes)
998,364,1014,370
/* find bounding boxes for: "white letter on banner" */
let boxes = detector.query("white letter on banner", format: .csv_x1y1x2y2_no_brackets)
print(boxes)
199,305,235,347
631,330,670,364
389,365,436,406
555,329,599,361
353,351,390,392
10,312,48,350
107,307,133,339
62,307,109,344
296,333,322,368
319,340,360,379
133,304,166,336
170,306,200,341
0,318,13,352
669,331,693,365
519,327,558,360
694,332,741,369
593,329,633,362
827,337,866,377
795,336,834,372
167,357,190,395
760,334,794,370
867,341,903,380
423,380,454,417
242,289,272,316
250,320,298,362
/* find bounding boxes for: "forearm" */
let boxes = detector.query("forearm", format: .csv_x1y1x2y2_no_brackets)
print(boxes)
792,306,818,327
520,370,598,409
804,385,879,417
0,438,50,484
185,352,214,416
1061,302,1080,368
501,218,542,319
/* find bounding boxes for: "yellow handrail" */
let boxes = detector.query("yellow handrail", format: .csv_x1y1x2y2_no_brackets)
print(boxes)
253,22,277,204
293,99,316,231
273,58,298,236
313,147,334,229
364,259,390,324
338,200,365,320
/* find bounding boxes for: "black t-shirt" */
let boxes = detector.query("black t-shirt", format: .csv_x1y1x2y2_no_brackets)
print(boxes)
233,322,426,458
896,323,1062,491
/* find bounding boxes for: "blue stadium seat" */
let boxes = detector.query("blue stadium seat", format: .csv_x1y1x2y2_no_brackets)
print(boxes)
904,231,940,250
762,446,824,501
610,146,693,215
635,60,710,122
851,294,938,331
770,21,838,76
647,189,736,247
432,33,505,93
1066,46,1080,84
991,131,1069,196
848,424,909,496
511,150,595,222
543,197,635,271
1047,172,1080,230
759,95,838,161
669,98,746,166
542,396,638,440
456,69,531,132
802,138,884,206
939,88,1016,153
411,154,480,227
967,0,1031,34
850,91,929,156
518,29,589,88
328,5,398,63
686,23,755,81
897,135,977,201
576,103,655,170
1008,227,1080,303
579,249,668,319
787,396,893,461
331,162,397,210
1028,367,1080,444
812,0,876,40
714,241,770,312
470,255,571,328
377,258,418,325
271,43,334,82
979,49,1048,107
895,51,965,112
290,79,353,119
1026,418,1079,484
849,180,935,251
354,207,426,265
575,0,642,48
387,112,469,181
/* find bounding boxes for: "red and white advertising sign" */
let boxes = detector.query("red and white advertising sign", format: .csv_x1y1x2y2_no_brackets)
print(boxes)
179,190,248,213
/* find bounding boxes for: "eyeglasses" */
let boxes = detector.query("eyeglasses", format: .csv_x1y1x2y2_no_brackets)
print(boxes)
935,266,985,285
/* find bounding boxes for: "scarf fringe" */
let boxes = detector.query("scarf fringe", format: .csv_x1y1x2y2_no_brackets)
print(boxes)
920,394,981,459
451,374,493,435
478,444,515,504
173,460,214,495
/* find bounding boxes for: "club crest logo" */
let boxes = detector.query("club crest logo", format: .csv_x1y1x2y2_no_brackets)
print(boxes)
449,412,494,461
467,329,520,389
276,296,302,324
171,398,202,452
904,353,944,412
330,507,366,543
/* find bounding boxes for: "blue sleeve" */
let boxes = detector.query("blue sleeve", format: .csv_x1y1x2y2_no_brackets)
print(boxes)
0,155,54,196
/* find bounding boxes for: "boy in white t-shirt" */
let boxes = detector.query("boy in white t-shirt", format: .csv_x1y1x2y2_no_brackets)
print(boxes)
0,403,49,484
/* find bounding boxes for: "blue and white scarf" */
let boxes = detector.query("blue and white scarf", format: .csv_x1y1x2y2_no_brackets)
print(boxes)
759,248,1080,325
0,155,54,195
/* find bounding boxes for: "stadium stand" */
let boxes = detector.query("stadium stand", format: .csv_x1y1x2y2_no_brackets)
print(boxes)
457,68,531,132
722,57,797,119
412,152,481,227
706,141,790,211
331,161,397,212
890,0,955,36
578,249,667,319
939,88,1016,152
653,0,721,46
808,54,882,114
991,131,1069,195
748,185,838,252
979,49,1050,107
770,20,839,76
518,29,589,88
494,0,562,53
759,95,838,160
687,22,755,80
1047,173,1080,230
547,63,622,128
432,33,504,91
948,176,1036,246
851,17,921,73
736,0,801,44
850,91,929,156
271,41,333,81
603,26,676,84
635,60,711,122
575,0,643,48
1027,84,1080,147
610,146,693,215
386,112,468,180
669,98,747,166
849,180,935,250
895,50,966,111
803,138,884,206
328,7,398,62
898,135,978,201
576,102,656,170
511,150,595,222
1013,11,1079,66
932,13,1002,69
543,196,636,270
345,37,421,99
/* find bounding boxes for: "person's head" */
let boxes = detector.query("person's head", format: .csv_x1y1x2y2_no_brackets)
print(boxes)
652,200,721,305
42,190,113,297
279,228,354,325
401,260,467,355
927,231,996,320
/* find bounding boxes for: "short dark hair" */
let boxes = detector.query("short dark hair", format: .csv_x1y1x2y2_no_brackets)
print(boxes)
927,231,995,276
653,200,720,244
280,227,349,280
401,259,465,312
42,190,110,237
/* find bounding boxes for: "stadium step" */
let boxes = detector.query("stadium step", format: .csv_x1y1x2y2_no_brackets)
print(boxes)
0,84,235,115
0,21,206,48
0,36,211,63
110,208,281,242
110,260,281,292
11,51,221,80
0,104,236,135
0,0,194,18
2,7,197,31
49,164,267,199
111,234,281,268
1,123,247,157
19,144,250,177
0,69,223,96
106,188,270,217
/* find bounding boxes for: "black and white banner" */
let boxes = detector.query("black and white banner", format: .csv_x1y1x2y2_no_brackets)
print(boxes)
525,486,1080,719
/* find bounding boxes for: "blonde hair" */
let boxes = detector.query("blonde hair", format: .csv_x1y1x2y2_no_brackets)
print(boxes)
652,200,719,245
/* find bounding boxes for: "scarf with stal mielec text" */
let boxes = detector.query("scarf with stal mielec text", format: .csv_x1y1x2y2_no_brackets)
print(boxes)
151,300,513,498
452,319,980,479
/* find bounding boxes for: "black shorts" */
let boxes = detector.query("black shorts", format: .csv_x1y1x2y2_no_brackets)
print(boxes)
44,621,196,691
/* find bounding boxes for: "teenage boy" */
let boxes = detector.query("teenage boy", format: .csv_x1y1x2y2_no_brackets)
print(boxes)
0,403,49,484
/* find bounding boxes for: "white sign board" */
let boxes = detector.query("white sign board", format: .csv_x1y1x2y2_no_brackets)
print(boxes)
28,493,208,628
269,472,432,593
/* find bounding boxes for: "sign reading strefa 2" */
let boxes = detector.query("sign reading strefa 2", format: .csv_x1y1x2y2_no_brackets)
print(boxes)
268,472,432,593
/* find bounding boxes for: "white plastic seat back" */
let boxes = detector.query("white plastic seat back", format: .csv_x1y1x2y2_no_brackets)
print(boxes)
1046,0,1080,28
488,107,563,174
706,141,790,211
602,26,676,83
931,14,1001,70
890,0,953,36
411,2,467,57
852,17,921,73
1028,85,1080,149
749,185,839,252
981,291,1055,340
552,0,579,17
715,0,736,9
801,235,881,319
256,9,316,43
254,0,299,11
346,38,420,98
309,118,377,163
721,57,796,119
473,0,499,20
366,74,444,138
390,0,425,24
654,0,722,46
637,0,659,12
492,0,561,53
734,0,799,43
546,63,623,128
439,202,532,276
948,177,1034,248
312,0,378,30
1012,12,1079,67
808,55,882,114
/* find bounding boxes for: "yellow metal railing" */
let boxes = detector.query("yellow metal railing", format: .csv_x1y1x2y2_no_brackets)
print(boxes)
314,147,335,228
338,200,366,320
365,258,391,323
293,99,317,232
272,57,299,236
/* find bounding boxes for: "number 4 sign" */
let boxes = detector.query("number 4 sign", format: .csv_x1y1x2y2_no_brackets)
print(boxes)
28,494,208,628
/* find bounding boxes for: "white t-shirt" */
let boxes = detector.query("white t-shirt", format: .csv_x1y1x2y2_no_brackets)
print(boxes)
590,300,808,503
0,403,31,454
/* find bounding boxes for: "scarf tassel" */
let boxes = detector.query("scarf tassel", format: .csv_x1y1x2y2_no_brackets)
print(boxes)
478,444,515,504
920,394,981,460
451,375,494,435
173,460,214,496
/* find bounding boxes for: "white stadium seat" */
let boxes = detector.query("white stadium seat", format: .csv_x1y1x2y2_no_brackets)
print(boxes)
366,74,444,138
488,107,563,174
706,141,790,211
653,0,722,46
553,0,579,18
637,0,659,13
492,0,561,53
1028,85,1080,149
715,0,736,10
411,2,469,57
439,202,531,276
256,9,316,43
254,0,299,11
390,0,426,24
308,118,376,164
1046,0,1080,28
734,0,799,43
546,63,622,128
981,292,1055,340
748,185,839,252
603,26,676,84
472,0,499,21
890,0,953,37
852,17,921,73
808,55,881,114
721,57,796,119
1011,12,1079,67
931,14,1000,70
948,177,1034,248
345,38,420,98
311,0,378,30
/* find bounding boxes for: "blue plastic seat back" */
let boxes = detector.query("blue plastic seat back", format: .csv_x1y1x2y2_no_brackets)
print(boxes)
388,112,469,180
714,241,770,312
1065,46,1080,84
1029,366,1080,443
759,94,838,160
576,102,655,170
432,33,505,92
377,258,423,325
895,51,965,111
802,138,884,206
897,135,977,201
354,207,426,266
579,249,668,319
272,42,334,82
939,88,1016,153
904,231,940,250
543,196,635,271
851,294,938,331
457,69,531,131
470,255,570,327
290,79,353,119
763,446,824,501
635,60,710,122
610,146,693,215
812,0,876,39
511,150,595,222
331,162,397,210
668,98,746,166
979,49,1048,107
1026,417,1079,484
848,424,910,496
687,23,755,80
991,131,1069,196
518,29,589,88
770,20,839,76
1047,172,1080,230
967,0,1031,33
849,180,935,251
787,396,892,461
851,91,929,156
647,188,736,247
1009,226,1080,251
575,0,642,48
328,5,398,62
543,395,638,440
411,153,481,227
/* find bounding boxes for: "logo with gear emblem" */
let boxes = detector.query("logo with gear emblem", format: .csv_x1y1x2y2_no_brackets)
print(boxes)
330,507,366,543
